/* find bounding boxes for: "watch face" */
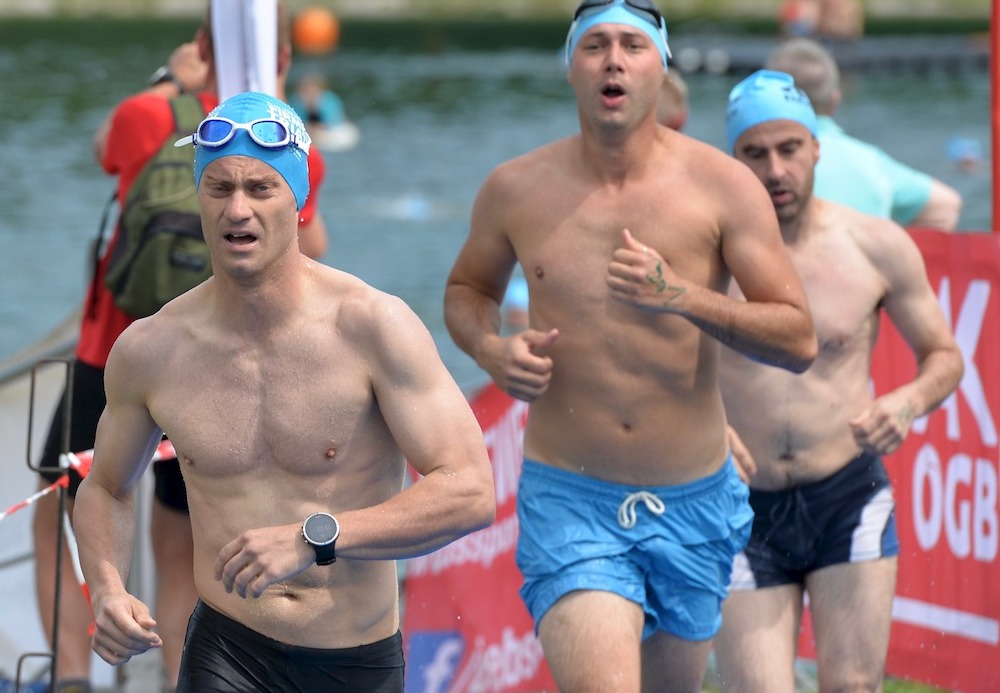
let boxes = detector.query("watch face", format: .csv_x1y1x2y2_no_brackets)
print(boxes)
305,513,338,545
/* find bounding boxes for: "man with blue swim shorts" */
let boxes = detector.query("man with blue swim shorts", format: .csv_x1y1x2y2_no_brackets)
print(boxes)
716,69,964,693
445,2,818,690
71,90,495,693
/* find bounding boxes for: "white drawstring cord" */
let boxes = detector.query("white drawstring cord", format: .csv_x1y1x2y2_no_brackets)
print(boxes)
617,491,666,529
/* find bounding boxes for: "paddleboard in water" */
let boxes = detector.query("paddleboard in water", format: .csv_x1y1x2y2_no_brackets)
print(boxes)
310,121,360,152
212,0,278,101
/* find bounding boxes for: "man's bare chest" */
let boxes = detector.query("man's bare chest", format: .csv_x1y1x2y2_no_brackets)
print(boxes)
147,351,379,478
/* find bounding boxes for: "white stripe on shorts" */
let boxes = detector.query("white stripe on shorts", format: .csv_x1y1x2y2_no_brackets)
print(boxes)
849,486,895,562
727,550,756,591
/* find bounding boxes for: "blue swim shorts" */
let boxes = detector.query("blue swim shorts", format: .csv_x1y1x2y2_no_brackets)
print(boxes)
729,451,899,590
516,455,753,642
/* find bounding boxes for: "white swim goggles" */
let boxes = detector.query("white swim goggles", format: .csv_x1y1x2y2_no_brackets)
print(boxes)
175,117,310,154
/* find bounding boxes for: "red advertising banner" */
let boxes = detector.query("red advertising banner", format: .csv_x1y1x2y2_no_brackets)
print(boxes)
870,229,1000,692
402,384,556,693
404,228,1000,693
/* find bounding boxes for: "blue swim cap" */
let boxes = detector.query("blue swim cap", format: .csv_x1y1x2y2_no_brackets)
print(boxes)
726,70,817,154
190,92,311,210
565,0,671,69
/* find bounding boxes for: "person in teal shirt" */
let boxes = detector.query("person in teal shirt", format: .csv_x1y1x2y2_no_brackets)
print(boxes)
768,38,962,230
290,72,359,152
290,72,347,126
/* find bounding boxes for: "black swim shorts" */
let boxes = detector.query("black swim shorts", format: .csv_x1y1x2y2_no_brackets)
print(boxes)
729,451,899,590
177,600,405,693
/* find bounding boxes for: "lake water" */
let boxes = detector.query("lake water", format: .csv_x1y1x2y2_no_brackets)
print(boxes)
0,19,991,390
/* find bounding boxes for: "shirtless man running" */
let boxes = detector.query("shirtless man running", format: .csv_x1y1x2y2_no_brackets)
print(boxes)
714,70,964,693
444,2,817,691
73,91,495,693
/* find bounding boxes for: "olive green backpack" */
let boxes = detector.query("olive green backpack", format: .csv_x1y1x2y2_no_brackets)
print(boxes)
101,94,212,318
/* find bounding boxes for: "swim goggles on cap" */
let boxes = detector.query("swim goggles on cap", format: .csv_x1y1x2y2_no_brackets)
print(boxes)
174,117,310,154
565,0,671,66
573,0,664,29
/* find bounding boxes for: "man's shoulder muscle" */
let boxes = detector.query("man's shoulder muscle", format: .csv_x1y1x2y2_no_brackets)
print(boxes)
822,199,923,288
329,273,421,344
490,138,574,191
104,312,177,395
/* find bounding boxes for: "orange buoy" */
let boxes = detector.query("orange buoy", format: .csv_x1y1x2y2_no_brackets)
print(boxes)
292,6,341,55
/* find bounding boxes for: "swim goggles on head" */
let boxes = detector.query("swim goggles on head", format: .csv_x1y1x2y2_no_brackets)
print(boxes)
573,0,664,30
565,0,671,66
174,117,310,154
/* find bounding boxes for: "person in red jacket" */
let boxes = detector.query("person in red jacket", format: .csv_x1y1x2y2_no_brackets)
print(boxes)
32,4,327,691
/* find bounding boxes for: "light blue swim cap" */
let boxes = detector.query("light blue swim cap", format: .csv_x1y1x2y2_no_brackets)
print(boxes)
189,91,311,210
565,0,671,69
726,69,817,154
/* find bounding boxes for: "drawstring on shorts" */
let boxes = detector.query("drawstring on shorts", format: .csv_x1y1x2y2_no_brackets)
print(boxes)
617,491,666,529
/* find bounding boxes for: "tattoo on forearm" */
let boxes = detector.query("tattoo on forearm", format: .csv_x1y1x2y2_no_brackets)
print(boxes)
646,262,686,303
898,402,916,424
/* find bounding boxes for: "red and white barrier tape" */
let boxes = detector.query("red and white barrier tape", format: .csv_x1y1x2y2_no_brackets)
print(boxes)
0,477,69,522
0,439,177,523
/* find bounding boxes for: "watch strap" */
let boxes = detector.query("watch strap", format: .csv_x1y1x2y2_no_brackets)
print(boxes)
148,65,185,92
313,541,336,566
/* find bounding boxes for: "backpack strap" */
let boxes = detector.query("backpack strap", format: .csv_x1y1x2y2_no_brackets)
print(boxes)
87,188,119,319
99,94,205,316
92,97,201,312
169,93,206,138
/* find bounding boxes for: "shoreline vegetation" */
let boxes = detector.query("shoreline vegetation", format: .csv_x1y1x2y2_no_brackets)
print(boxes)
0,0,990,28
0,16,991,57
